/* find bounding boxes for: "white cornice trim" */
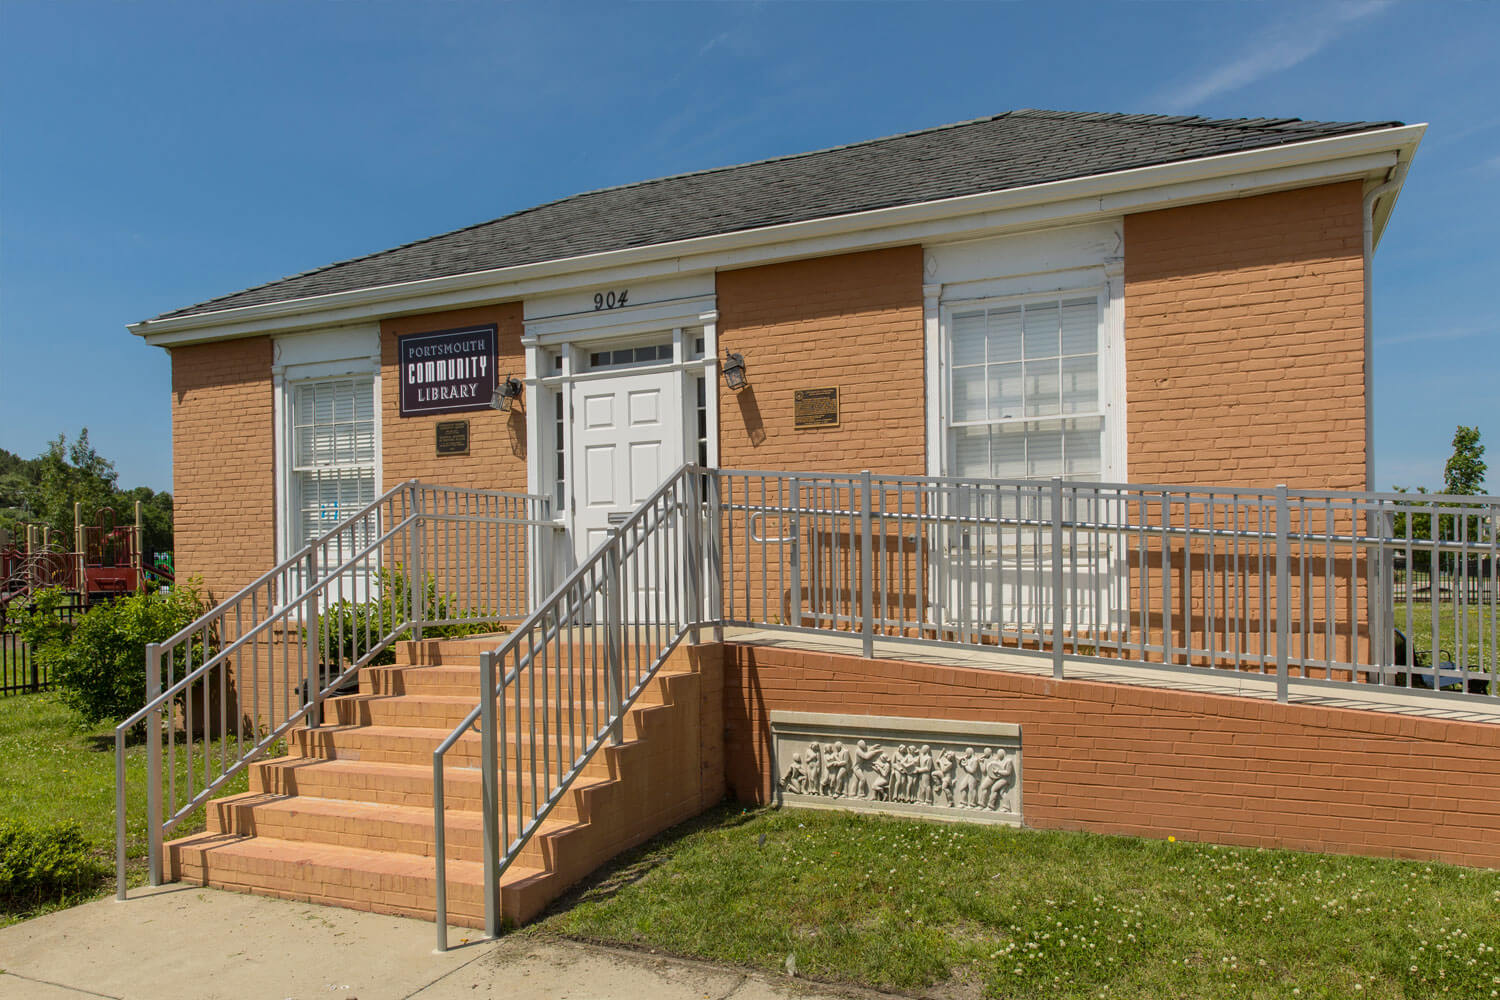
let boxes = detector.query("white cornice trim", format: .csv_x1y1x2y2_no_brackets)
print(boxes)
131,124,1425,347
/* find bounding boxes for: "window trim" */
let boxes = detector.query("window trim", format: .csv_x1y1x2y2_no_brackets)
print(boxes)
273,356,382,568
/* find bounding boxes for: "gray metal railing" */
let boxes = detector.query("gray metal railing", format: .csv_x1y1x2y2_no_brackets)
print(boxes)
432,464,715,947
114,480,552,898
718,470,1500,702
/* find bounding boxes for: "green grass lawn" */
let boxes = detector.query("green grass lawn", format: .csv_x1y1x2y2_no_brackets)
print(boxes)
0,690,256,927
544,806,1500,1000
1395,601,1496,675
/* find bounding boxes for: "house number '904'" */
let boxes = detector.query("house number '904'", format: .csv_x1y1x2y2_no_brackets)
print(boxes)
593,290,629,310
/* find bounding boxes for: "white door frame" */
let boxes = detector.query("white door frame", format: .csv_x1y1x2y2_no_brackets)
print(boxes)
521,295,719,588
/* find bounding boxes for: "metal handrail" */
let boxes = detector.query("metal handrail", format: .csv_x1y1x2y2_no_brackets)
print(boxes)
432,464,709,947
115,479,551,900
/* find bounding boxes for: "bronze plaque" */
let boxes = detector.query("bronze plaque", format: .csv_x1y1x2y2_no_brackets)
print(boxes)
435,420,470,456
793,387,839,429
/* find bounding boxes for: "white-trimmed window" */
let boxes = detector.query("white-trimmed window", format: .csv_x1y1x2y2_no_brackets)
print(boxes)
947,293,1104,481
291,377,377,549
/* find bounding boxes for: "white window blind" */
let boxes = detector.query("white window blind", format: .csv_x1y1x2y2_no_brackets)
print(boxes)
948,294,1103,481
292,378,376,548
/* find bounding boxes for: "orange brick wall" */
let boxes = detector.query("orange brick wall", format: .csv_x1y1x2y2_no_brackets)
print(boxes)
723,645,1500,867
380,303,528,492
716,246,926,474
381,304,532,614
1123,181,1367,490
171,336,275,600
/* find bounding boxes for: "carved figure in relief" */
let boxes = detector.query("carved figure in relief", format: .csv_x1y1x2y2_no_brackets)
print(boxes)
975,750,995,809
805,743,823,796
825,742,850,797
915,745,935,805
933,749,955,807
853,740,887,800
887,745,906,802
955,748,981,808
985,750,1015,811
782,752,808,795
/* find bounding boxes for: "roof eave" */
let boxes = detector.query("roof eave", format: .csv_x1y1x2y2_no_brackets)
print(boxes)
131,123,1426,347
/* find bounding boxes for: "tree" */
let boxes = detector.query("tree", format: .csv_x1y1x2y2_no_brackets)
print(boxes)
25,430,119,544
1442,425,1486,497
0,431,172,558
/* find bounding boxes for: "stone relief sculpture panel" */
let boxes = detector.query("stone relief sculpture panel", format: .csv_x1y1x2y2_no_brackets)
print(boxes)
770,712,1022,825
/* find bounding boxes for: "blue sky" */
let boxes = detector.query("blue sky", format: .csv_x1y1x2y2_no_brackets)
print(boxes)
1,0,1496,493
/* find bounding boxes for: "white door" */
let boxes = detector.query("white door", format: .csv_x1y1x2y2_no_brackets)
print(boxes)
571,370,680,564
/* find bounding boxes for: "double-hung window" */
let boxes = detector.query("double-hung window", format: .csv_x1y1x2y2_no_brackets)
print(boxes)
947,293,1103,482
291,377,377,555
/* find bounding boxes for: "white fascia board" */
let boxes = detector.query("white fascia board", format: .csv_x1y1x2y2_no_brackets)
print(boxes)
132,124,1426,348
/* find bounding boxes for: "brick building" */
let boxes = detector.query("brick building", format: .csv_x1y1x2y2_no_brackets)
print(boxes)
130,112,1500,932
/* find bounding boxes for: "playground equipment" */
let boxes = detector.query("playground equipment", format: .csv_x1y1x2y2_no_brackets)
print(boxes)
0,501,171,607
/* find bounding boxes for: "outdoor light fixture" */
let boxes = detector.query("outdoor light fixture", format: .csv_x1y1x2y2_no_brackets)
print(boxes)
492,376,524,412
721,349,748,391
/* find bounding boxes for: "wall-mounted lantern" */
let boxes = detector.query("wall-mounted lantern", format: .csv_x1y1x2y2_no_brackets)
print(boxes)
721,349,748,391
492,376,524,412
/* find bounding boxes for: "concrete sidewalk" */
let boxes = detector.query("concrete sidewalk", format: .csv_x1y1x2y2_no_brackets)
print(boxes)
0,885,859,1000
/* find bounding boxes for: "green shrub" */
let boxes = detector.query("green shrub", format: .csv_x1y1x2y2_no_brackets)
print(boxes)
0,818,105,912
14,581,212,726
311,565,500,668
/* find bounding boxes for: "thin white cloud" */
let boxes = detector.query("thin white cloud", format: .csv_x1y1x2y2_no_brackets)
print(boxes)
1153,0,1396,113
1375,323,1488,347
697,32,731,59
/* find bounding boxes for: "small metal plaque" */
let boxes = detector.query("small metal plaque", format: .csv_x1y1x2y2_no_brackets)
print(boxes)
434,420,470,456
793,386,839,429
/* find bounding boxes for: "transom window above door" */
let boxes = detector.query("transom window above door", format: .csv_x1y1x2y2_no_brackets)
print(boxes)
586,341,673,370
947,293,1103,481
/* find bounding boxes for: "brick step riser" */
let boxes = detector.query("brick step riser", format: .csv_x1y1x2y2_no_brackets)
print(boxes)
248,761,599,821
207,800,572,869
361,668,677,702
321,696,658,730
392,642,673,669
290,729,634,771
165,848,511,927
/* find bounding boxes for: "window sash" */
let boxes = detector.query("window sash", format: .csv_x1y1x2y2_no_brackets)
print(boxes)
946,292,1105,481
290,377,377,551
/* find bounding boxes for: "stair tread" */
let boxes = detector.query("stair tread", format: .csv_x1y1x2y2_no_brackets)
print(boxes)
263,753,619,784
168,831,546,886
216,790,485,828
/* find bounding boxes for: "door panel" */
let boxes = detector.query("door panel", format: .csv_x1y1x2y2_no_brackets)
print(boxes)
570,370,681,625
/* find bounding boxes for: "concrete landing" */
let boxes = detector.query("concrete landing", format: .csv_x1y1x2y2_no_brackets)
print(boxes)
0,884,849,1000
724,626,1500,725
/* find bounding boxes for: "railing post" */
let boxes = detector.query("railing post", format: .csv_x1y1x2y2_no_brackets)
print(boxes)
604,538,624,744
1051,477,1065,681
432,751,448,952
686,471,702,645
789,477,802,630
1275,484,1291,703
478,651,500,938
860,471,874,659
146,642,163,886
709,472,724,644
304,549,320,729
411,488,425,642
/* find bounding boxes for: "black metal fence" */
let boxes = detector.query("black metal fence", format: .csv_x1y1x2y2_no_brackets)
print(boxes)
1,593,87,695
1393,555,1498,605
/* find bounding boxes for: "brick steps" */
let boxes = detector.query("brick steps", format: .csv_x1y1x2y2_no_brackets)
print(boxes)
248,757,591,822
165,830,555,927
165,639,723,928
321,685,668,729
205,791,577,870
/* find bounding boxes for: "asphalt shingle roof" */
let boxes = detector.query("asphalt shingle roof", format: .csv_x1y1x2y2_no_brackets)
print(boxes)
152,109,1404,322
